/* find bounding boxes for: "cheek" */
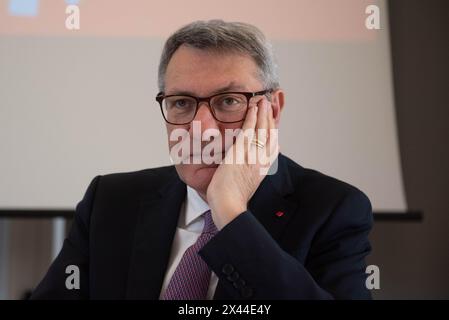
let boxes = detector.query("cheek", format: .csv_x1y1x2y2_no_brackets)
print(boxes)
165,125,172,145
174,164,189,181
166,124,190,148
217,123,244,141
220,122,243,131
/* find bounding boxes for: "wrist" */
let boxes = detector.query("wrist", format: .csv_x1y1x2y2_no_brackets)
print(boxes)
211,202,247,230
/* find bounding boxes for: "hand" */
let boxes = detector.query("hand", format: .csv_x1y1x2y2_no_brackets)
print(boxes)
206,96,280,230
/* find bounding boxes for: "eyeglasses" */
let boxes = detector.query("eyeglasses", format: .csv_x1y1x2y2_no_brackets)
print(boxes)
156,89,272,125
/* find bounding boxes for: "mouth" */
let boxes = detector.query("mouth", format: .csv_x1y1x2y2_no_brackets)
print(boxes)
187,151,225,165
198,163,220,171
189,151,225,158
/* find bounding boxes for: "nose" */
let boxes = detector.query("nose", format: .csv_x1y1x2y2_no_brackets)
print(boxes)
190,102,219,132
188,102,227,157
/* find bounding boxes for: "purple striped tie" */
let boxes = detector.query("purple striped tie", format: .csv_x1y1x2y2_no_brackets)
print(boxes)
161,210,218,300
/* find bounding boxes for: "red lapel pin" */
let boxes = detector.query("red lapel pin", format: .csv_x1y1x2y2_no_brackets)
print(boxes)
275,211,284,218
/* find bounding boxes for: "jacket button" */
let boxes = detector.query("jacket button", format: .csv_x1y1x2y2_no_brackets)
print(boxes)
226,271,239,282
222,264,234,275
233,278,246,289
241,286,253,298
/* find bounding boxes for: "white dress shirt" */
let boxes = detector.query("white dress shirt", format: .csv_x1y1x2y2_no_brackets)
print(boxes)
159,186,219,300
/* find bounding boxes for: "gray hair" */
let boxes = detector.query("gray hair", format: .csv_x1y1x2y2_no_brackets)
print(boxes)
158,20,279,92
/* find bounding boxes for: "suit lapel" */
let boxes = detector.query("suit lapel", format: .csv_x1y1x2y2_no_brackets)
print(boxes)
125,172,186,299
249,155,298,242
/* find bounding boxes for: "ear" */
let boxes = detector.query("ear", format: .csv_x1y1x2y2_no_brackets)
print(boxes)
270,89,285,126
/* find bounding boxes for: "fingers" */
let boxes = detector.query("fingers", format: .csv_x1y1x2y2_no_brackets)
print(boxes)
241,103,258,131
239,104,257,143
232,104,257,163
235,96,277,167
268,98,275,131
255,98,269,146
259,98,279,171
267,100,278,157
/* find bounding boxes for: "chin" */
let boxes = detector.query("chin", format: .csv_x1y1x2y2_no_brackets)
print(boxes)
175,164,218,196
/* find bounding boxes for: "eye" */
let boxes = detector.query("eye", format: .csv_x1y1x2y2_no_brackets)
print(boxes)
174,99,189,108
223,97,239,105
167,98,195,110
215,94,245,108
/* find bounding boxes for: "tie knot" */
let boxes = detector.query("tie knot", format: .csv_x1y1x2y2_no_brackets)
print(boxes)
202,210,217,235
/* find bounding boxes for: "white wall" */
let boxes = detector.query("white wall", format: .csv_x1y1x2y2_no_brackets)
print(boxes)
0,0,406,211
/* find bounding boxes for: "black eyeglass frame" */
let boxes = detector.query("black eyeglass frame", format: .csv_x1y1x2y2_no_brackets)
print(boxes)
155,89,272,125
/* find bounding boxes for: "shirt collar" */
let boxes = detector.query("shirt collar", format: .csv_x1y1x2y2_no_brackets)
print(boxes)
183,185,210,227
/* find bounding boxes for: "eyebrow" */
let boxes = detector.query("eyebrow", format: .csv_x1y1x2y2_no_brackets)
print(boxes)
167,82,248,97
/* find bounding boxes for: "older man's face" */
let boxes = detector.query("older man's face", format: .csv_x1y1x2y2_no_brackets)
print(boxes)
164,45,265,196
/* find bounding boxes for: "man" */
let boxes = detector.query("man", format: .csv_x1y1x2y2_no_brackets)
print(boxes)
31,20,373,300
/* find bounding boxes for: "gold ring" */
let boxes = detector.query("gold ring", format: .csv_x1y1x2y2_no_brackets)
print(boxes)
251,139,265,149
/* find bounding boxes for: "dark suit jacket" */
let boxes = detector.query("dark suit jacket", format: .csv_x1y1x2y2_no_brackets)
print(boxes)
30,154,373,300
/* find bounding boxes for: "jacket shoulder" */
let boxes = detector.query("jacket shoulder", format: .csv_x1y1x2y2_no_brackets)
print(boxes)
92,165,178,202
282,155,371,212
